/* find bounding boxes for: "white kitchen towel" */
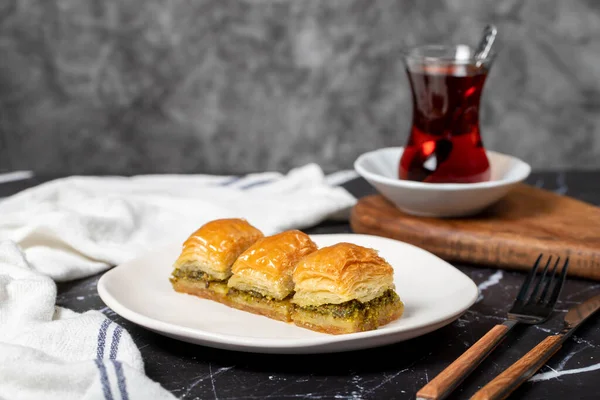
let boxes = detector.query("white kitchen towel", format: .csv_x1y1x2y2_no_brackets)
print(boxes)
0,164,357,282
0,241,177,400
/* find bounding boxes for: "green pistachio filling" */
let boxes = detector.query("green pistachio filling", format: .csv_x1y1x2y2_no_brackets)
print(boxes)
227,288,290,303
300,290,400,319
170,268,224,283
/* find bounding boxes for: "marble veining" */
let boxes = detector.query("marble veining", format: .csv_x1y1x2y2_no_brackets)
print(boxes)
0,1,599,175
11,170,596,400
476,270,504,302
530,363,600,382
554,172,568,195
57,256,600,399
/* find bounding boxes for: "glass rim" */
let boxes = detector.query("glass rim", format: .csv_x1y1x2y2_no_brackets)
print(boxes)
401,44,497,65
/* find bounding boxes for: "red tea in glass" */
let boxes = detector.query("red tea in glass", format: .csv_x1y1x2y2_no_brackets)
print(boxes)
399,45,494,183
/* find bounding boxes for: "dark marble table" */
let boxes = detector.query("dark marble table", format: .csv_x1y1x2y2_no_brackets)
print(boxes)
2,171,599,400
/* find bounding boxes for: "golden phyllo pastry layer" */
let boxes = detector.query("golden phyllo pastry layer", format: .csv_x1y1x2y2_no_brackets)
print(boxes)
291,242,403,334
291,242,396,307
170,218,263,304
172,218,264,281
228,230,318,300
226,230,318,322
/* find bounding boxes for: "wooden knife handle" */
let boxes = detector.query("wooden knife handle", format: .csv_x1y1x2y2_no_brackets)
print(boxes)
416,324,511,400
470,335,563,400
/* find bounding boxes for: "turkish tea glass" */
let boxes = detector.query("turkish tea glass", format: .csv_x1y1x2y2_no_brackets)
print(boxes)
399,44,495,184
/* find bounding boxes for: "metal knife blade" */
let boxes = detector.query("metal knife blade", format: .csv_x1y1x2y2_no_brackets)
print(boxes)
470,292,600,400
471,294,600,400
561,293,600,338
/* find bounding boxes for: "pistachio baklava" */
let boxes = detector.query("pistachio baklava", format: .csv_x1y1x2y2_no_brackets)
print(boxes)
170,218,263,303
291,242,404,334
226,230,318,322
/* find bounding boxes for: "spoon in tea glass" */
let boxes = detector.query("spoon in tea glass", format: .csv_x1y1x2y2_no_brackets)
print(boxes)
474,24,498,68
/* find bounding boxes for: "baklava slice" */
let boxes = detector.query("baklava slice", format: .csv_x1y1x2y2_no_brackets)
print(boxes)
227,230,318,322
291,242,404,334
170,218,263,303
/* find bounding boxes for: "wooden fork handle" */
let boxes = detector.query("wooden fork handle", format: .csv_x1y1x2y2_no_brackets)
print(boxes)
470,335,563,400
416,323,512,400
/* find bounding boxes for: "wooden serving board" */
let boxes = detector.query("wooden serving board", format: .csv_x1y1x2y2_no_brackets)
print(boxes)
350,184,600,280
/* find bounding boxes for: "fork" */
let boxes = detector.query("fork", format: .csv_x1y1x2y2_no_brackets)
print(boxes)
416,254,570,400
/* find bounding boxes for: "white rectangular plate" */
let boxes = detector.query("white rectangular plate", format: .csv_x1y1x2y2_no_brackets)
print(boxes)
97,233,478,354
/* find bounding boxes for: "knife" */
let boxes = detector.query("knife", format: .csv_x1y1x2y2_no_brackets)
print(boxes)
471,293,600,400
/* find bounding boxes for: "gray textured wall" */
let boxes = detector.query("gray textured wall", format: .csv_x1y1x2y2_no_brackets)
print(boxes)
0,0,599,175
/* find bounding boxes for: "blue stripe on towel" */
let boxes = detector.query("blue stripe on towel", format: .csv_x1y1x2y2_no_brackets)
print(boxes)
217,176,242,186
96,320,114,399
238,178,275,190
109,325,123,359
112,360,130,400
95,359,114,400
97,319,111,359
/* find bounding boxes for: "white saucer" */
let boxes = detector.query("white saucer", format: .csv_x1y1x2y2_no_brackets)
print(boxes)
97,233,478,354
354,147,531,218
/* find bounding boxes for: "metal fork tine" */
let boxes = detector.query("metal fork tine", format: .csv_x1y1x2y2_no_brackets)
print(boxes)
537,256,561,303
418,252,571,400
515,254,543,303
545,257,570,307
527,255,552,304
